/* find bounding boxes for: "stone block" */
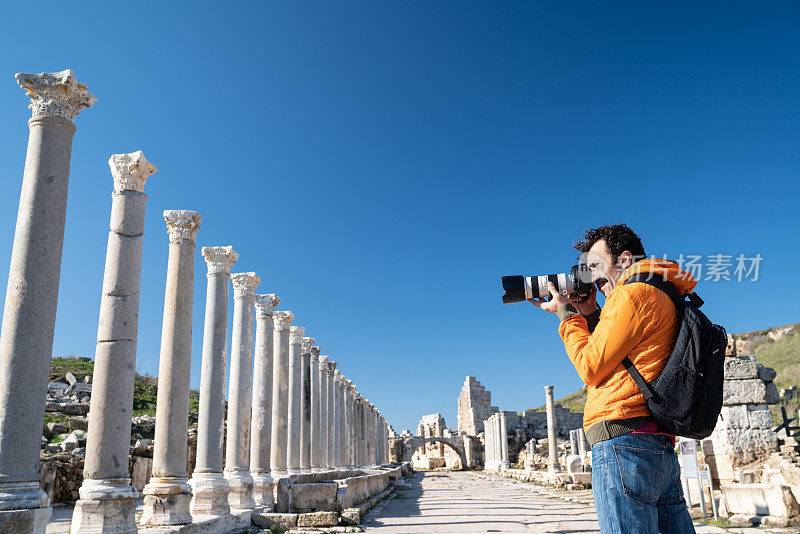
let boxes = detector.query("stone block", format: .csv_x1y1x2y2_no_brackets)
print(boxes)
747,405,774,430
297,511,339,527
724,356,758,380
0,507,52,534
719,405,748,429
69,416,88,431
765,382,780,405
726,334,736,356
70,497,137,533
758,364,777,383
721,483,800,518
290,482,338,512
251,512,298,529
565,454,582,474
723,379,766,405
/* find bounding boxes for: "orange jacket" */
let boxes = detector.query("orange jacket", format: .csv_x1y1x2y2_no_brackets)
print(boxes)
558,259,697,434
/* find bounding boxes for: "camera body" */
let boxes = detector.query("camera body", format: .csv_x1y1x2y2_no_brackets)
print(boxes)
501,264,593,304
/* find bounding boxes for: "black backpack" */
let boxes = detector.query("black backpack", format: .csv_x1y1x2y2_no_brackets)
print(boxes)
621,273,727,439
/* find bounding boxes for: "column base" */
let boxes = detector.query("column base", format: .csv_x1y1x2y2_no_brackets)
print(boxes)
548,464,562,473
251,472,274,512
139,476,192,527
224,470,254,511
71,478,138,533
0,480,51,534
188,471,230,517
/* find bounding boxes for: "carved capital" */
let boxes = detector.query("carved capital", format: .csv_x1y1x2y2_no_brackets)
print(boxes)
318,355,329,371
163,210,201,243
202,246,238,275
301,336,315,353
109,151,157,193
327,360,337,373
289,325,305,343
273,310,294,330
16,69,96,122
310,346,321,357
254,293,280,316
231,272,260,298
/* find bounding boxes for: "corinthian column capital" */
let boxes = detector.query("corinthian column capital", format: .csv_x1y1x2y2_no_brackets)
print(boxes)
109,151,157,193
273,310,294,330
319,355,329,373
310,346,321,357
327,360,337,373
231,272,260,298
201,246,238,275
254,293,280,316
289,325,305,344
16,69,96,122
163,210,201,243
301,337,315,353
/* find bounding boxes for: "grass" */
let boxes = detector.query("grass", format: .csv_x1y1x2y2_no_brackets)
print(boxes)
527,386,588,414
50,357,201,424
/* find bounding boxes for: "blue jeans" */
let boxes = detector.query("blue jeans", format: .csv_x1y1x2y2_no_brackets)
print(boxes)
592,432,695,533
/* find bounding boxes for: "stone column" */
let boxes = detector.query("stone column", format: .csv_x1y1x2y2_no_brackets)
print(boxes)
300,336,315,473
341,377,351,469
286,326,305,475
309,347,322,472
484,417,492,468
250,293,280,511
569,430,578,456
0,70,95,532
72,152,155,533
188,246,238,518
370,405,378,466
333,370,343,468
140,210,201,526
346,381,356,468
544,385,561,473
326,359,338,469
577,428,588,460
318,355,330,470
224,272,260,511
269,311,294,479
358,397,366,467
499,412,509,468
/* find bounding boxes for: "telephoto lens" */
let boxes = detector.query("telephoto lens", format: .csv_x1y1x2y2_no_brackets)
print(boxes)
501,264,592,304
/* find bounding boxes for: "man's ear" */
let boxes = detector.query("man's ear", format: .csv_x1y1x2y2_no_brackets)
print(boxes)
617,250,634,270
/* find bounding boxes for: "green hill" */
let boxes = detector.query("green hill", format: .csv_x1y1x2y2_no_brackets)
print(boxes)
527,323,800,417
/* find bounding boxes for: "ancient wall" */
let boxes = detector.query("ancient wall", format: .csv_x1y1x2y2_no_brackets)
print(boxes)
457,376,499,435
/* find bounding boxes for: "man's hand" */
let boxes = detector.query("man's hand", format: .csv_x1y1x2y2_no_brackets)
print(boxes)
527,282,571,314
572,283,598,316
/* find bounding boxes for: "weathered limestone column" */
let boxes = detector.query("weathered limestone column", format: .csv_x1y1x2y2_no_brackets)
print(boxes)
72,152,156,533
269,311,294,479
484,416,493,469
577,428,588,460
333,370,344,467
340,376,351,469
309,347,322,472
544,385,561,473
140,210,201,526
224,272,260,510
286,326,305,475
250,293,280,511
300,336,315,473
318,355,330,470
370,405,378,466
326,359,338,469
0,70,95,532
357,396,366,467
499,411,509,468
346,381,356,468
569,430,578,455
188,246,238,518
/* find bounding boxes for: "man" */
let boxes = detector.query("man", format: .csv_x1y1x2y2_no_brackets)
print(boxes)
530,223,695,533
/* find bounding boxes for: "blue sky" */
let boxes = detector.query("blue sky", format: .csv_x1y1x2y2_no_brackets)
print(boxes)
1,1,799,434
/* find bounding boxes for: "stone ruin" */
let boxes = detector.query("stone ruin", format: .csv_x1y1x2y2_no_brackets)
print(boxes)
0,68,403,534
458,376,498,435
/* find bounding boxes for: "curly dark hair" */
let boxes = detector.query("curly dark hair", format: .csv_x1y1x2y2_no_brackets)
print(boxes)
574,223,646,263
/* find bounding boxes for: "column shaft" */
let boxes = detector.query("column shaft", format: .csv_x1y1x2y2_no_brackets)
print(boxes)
318,357,329,470
299,337,314,473
73,153,155,533
269,312,293,478
326,361,337,469
189,246,237,517
141,210,200,526
250,294,279,511
310,350,321,471
286,326,304,474
544,385,561,473
0,70,94,532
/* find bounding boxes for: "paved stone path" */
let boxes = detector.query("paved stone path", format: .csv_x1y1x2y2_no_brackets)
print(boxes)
361,471,796,534
362,470,600,533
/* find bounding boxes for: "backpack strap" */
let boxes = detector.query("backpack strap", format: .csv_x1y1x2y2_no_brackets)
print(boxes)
619,272,687,403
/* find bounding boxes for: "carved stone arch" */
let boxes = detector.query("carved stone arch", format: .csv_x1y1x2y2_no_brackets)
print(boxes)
395,436,468,470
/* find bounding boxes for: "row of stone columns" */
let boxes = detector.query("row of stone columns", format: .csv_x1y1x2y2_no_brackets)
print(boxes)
483,412,509,471
0,68,394,534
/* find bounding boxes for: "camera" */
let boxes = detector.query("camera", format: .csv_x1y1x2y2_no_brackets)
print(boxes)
501,264,593,304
